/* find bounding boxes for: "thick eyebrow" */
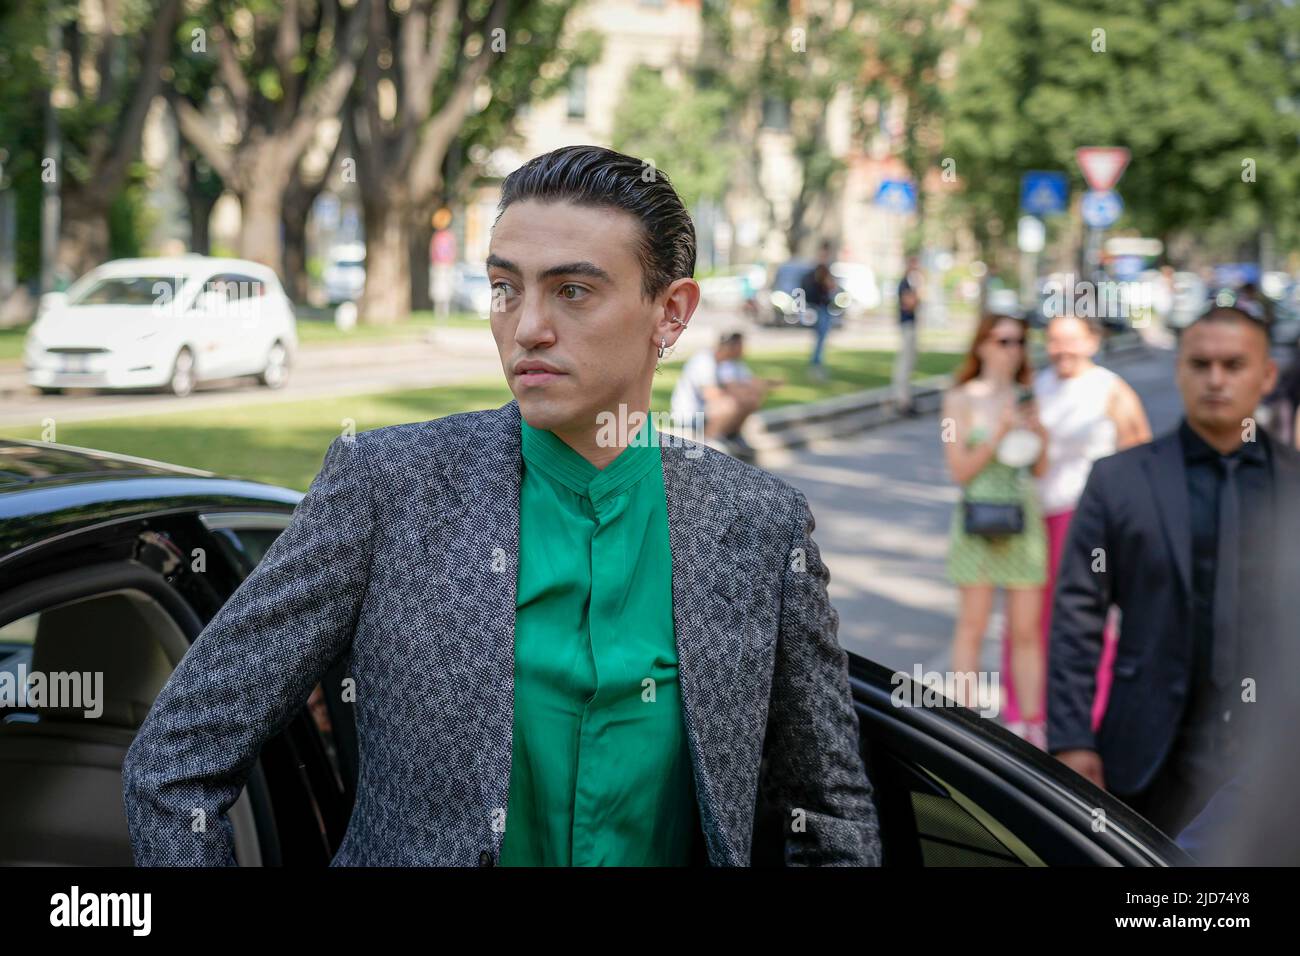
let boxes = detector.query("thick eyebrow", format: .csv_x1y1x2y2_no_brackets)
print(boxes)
486,254,612,285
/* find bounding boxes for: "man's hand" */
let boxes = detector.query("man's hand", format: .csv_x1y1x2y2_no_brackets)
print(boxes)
1056,748,1106,790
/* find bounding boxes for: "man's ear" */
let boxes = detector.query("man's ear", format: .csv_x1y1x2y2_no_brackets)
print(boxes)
1262,356,1279,396
656,277,702,348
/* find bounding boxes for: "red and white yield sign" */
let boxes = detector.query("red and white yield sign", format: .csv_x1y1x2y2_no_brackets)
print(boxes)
1075,147,1131,192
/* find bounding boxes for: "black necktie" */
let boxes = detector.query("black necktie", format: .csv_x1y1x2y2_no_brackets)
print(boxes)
1212,455,1241,691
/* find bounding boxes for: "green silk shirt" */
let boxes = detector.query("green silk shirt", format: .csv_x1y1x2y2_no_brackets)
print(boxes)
498,412,699,866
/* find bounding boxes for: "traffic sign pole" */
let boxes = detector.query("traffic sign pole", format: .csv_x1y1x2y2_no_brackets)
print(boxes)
1075,150,1130,296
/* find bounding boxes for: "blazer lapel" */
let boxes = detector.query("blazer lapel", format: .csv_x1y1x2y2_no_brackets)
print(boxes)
425,400,522,847
1141,430,1192,597
659,437,758,865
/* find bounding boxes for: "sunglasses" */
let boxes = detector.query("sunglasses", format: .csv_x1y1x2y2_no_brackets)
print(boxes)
990,336,1025,348
1200,289,1269,326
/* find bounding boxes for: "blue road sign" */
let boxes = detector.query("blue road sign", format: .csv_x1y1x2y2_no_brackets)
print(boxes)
1020,172,1069,216
1081,189,1123,229
875,179,917,214
1111,256,1145,281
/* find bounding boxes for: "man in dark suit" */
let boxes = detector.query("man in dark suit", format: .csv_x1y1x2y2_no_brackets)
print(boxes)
1047,303,1300,838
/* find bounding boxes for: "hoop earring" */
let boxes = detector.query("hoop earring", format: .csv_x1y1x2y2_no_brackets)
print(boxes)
657,337,667,360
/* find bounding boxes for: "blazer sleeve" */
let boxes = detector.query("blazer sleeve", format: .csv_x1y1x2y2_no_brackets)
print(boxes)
763,489,882,866
1046,458,1114,755
122,434,377,865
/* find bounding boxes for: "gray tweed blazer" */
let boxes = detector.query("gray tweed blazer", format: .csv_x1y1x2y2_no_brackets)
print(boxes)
122,399,881,866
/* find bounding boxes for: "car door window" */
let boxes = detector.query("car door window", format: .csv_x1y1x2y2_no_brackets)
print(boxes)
905,763,1044,866
0,586,265,866
841,654,1187,867
200,512,357,806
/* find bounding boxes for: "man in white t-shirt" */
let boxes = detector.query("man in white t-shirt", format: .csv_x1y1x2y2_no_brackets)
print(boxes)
670,332,780,455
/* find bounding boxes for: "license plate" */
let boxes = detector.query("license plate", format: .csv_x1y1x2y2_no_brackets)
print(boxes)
61,354,89,372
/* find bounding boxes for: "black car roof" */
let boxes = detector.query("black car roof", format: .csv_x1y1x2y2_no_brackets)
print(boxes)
0,438,216,487
0,439,301,555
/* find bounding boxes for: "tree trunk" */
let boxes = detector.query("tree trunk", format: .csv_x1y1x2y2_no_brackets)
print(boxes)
57,189,110,280
409,213,433,312
187,190,214,255
240,177,286,278
281,213,309,304
359,194,411,325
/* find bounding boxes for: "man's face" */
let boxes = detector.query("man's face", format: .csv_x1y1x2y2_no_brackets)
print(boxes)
487,200,673,434
1176,318,1277,434
1045,315,1098,378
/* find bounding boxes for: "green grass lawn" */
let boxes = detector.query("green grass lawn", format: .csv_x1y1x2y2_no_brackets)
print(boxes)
0,324,29,363
3,348,959,490
293,309,493,345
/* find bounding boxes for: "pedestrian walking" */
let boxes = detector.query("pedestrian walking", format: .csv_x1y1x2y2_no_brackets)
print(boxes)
803,240,837,380
893,255,922,414
1048,300,1300,836
999,312,1151,736
942,313,1049,745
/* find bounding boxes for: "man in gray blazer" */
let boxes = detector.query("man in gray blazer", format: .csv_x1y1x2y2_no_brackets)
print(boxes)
123,145,881,867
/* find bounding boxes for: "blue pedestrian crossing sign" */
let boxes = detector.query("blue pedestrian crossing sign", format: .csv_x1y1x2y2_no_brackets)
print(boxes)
1019,172,1069,216
1081,189,1123,229
874,179,917,214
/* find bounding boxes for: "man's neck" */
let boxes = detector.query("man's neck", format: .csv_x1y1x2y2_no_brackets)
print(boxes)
1186,417,1245,456
551,401,653,470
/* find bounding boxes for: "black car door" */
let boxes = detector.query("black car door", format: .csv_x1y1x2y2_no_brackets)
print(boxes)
841,652,1192,866
199,510,359,855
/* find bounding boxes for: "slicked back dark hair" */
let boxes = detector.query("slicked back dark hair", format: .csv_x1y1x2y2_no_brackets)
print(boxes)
494,144,696,302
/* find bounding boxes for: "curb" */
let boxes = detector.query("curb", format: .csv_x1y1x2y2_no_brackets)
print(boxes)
745,334,1152,460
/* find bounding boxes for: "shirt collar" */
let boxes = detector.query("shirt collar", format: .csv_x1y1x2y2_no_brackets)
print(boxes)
520,411,660,503
1178,417,1268,467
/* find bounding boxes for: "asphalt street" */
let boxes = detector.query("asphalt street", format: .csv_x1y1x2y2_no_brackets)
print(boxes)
767,344,1190,679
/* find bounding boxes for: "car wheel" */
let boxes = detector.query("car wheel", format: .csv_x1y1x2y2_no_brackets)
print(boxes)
167,348,195,397
258,341,289,389
37,386,62,396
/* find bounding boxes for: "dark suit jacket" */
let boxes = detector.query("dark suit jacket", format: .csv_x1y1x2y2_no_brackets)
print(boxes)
1047,425,1300,795
122,400,881,866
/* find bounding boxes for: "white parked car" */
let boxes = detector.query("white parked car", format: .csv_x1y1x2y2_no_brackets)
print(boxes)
830,261,882,317
451,262,493,317
25,256,297,397
322,242,366,305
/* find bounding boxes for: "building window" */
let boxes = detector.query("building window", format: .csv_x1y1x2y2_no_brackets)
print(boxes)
567,65,587,120
761,95,790,131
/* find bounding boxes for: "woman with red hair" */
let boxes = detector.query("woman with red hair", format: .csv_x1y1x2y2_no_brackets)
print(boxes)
941,313,1049,746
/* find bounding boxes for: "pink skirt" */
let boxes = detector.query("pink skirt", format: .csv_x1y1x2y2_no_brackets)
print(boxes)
1001,508,1116,731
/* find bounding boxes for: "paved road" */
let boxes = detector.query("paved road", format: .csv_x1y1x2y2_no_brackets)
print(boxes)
766,345,1189,678
0,308,966,430
0,327,507,430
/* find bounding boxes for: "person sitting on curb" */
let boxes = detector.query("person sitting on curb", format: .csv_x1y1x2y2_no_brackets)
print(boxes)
670,330,781,461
